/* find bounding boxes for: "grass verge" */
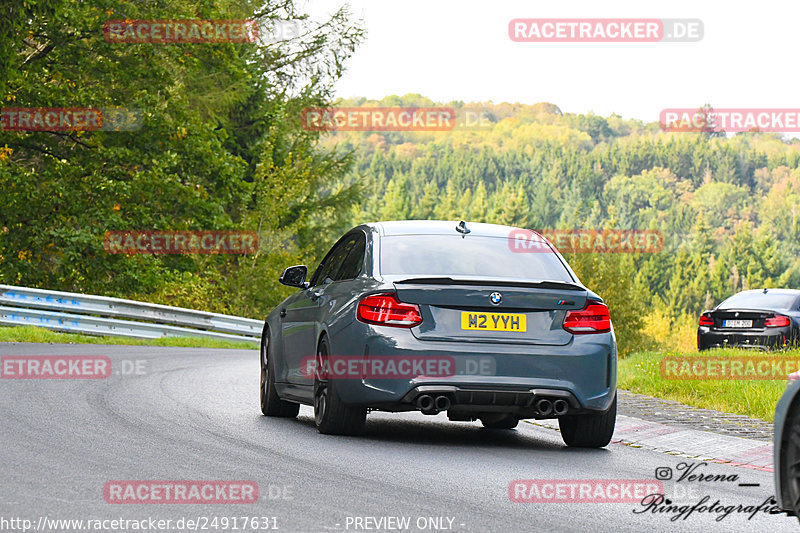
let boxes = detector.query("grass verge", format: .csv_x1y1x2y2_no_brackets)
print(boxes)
0,325,257,350
618,349,799,422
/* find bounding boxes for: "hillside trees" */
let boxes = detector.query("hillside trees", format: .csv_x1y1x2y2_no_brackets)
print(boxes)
0,0,364,316
336,95,800,351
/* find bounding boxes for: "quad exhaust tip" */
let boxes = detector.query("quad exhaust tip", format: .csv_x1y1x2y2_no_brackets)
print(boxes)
417,392,568,416
536,398,553,416
434,395,451,411
416,394,451,414
553,399,569,416
417,395,434,412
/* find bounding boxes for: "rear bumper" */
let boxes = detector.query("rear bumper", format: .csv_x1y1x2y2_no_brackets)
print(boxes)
698,326,795,351
398,385,592,419
330,325,617,416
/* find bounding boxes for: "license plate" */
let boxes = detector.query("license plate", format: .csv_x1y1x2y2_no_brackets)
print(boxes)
460,312,527,332
723,319,752,328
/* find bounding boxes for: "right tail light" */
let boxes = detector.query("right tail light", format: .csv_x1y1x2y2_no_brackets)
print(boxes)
563,302,611,334
765,314,791,328
357,293,423,328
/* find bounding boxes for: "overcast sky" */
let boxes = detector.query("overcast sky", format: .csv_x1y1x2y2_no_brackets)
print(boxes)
305,0,795,124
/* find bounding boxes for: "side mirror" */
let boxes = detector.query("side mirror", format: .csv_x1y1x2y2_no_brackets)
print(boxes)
279,265,309,288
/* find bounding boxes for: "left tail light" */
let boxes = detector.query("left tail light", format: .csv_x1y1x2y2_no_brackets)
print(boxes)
357,293,423,328
563,302,611,334
698,314,713,327
765,314,791,327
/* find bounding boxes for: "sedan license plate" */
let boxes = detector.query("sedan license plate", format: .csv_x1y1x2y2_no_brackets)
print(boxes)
461,312,527,332
723,319,752,328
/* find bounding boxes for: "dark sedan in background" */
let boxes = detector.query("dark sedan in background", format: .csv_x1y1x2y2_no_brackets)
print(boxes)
259,220,618,447
697,289,800,351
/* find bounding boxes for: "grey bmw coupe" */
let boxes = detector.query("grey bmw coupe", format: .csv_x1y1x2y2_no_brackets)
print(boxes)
259,220,618,447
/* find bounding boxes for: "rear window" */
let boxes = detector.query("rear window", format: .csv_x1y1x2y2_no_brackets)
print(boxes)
718,292,799,310
380,234,574,281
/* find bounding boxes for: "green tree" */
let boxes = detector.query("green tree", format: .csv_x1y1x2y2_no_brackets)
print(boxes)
0,0,364,317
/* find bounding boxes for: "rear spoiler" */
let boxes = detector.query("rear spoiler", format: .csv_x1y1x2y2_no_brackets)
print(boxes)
393,277,585,291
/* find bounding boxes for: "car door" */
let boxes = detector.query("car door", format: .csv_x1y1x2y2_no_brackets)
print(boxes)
313,230,369,342
281,234,357,384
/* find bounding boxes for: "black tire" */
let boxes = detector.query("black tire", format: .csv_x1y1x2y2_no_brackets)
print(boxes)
260,328,299,418
558,394,616,448
481,415,519,430
314,337,367,435
783,403,800,521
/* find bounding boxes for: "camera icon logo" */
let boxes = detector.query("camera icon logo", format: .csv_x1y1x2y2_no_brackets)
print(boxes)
655,467,673,480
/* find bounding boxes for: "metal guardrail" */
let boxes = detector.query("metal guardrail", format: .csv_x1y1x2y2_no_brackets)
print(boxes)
0,284,262,344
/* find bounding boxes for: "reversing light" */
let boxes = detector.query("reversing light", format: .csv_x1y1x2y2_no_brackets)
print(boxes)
563,302,611,334
357,293,423,328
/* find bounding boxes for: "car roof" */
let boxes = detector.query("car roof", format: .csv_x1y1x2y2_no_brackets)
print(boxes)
368,220,526,238
717,289,800,310
728,289,800,296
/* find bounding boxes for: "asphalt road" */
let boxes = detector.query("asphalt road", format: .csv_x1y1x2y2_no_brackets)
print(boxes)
0,343,797,533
